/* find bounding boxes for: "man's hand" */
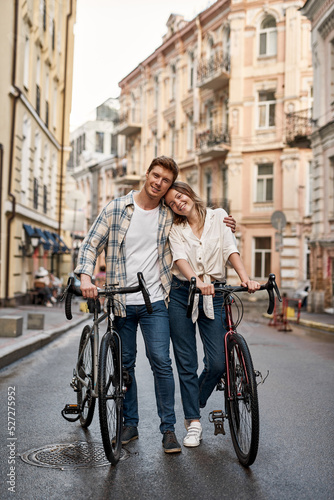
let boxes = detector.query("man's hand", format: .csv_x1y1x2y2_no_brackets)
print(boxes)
224,215,236,233
80,273,98,299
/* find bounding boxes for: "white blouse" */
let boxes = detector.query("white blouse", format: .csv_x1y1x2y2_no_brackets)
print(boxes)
168,208,239,321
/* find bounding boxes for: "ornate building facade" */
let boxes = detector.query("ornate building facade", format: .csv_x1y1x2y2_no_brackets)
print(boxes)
0,0,76,305
113,0,313,292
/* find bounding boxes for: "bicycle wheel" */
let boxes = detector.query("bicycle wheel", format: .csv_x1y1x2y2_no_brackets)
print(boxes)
226,333,259,467
77,325,96,428
98,331,123,465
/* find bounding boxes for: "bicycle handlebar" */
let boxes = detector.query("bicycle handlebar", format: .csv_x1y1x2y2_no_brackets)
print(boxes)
186,273,282,319
61,272,153,320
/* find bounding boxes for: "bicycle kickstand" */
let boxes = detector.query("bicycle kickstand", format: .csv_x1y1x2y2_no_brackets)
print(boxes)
209,410,226,435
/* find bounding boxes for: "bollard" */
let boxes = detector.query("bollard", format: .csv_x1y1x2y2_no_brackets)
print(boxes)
0,316,23,337
27,313,45,330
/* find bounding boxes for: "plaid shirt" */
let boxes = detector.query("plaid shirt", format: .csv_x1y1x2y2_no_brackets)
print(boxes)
74,190,174,317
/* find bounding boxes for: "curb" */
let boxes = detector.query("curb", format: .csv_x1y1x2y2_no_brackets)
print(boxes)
0,315,88,370
263,313,334,333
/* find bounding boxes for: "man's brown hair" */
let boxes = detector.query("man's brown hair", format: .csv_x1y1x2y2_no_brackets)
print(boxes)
147,156,179,183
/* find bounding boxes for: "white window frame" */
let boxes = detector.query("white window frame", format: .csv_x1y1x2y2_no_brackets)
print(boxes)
255,163,274,202
257,90,276,129
21,115,31,201
305,160,313,216
259,16,277,57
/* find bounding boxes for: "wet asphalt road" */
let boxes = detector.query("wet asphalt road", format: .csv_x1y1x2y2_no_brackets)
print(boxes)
0,314,334,500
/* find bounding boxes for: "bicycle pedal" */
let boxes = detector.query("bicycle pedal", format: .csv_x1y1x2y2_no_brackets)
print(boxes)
209,410,226,435
63,404,80,414
61,404,81,422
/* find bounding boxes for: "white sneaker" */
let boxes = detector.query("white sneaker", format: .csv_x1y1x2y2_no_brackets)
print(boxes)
183,421,202,447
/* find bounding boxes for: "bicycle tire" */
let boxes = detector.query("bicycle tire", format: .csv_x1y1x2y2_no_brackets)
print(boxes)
226,333,259,467
98,331,123,465
77,325,96,428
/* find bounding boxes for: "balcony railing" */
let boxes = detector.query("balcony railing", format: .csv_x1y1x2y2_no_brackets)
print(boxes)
115,110,141,136
196,125,230,157
197,50,230,90
286,108,313,148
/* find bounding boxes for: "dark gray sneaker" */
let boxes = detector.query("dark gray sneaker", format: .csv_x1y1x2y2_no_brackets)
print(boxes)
121,426,138,445
162,430,181,453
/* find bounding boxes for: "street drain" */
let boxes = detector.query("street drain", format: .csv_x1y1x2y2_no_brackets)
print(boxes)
20,442,129,470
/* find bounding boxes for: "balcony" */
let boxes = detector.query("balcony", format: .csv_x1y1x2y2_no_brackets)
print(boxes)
115,110,142,136
197,50,230,90
112,159,141,187
196,125,230,158
286,108,313,148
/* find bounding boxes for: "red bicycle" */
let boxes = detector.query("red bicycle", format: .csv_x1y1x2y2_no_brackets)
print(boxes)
187,273,281,467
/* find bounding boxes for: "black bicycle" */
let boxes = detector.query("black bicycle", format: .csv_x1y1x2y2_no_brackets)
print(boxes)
187,273,281,467
61,272,152,465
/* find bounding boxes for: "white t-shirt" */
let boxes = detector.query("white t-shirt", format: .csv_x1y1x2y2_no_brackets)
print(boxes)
125,201,164,305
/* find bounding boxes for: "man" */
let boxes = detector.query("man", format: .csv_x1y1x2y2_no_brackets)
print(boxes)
75,155,236,453
75,156,181,453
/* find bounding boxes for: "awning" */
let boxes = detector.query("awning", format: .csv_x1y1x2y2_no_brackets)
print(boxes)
52,233,71,254
23,224,70,254
23,224,38,238
34,228,52,250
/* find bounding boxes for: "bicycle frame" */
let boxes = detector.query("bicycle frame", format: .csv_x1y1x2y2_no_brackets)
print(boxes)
222,294,249,403
74,296,124,404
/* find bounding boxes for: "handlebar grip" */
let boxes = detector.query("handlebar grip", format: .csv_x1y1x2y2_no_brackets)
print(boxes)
186,277,197,318
137,272,153,314
267,287,275,315
65,291,73,320
63,277,83,320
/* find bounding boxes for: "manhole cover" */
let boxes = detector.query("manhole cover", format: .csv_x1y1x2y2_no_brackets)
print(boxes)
20,442,129,470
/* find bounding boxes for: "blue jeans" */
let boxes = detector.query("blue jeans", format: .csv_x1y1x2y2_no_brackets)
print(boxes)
168,276,226,420
114,300,176,434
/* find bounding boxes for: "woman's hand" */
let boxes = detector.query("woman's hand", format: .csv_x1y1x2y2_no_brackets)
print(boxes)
224,215,237,233
240,279,261,294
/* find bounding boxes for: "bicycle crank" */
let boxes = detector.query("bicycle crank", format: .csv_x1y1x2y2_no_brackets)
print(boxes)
209,410,226,435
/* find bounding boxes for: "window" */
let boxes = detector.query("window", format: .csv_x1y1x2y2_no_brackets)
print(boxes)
170,123,175,157
95,132,104,153
259,16,277,56
43,184,47,213
153,131,158,158
21,116,31,202
258,91,276,128
154,76,159,111
254,237,271,278
206,171,212,205
52,84,57,129
256,163,273,202
43,0,47,31
207,103,214,131
33,177,39,210
52,20,55,50
331,40,334,105
110,134,117,155
23,35,30,89
189,52,195,89
187,114,194,151
171,65,176,100
305,161,313,216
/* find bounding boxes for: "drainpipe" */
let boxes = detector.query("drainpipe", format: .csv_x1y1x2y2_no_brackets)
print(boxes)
58,0,73,275
5,0,19,303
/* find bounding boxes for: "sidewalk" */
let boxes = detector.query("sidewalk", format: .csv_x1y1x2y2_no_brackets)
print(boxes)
0,301,89,370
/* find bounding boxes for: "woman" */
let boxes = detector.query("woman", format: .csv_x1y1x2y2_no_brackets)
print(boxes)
165,182,260,448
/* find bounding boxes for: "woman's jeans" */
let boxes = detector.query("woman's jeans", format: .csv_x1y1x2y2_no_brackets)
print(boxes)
168,276,226,421
114,300,176,434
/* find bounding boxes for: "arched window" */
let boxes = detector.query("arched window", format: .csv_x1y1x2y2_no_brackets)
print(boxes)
259,15,277,57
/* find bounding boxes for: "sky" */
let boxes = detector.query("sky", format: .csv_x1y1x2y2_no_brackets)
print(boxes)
70,0,214,130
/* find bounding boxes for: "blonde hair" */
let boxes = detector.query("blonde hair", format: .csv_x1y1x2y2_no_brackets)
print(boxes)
167,181,207,228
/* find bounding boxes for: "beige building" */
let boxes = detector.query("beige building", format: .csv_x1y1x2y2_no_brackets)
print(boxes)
0,0,76,305
113,0,313,292
301,0,334,312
